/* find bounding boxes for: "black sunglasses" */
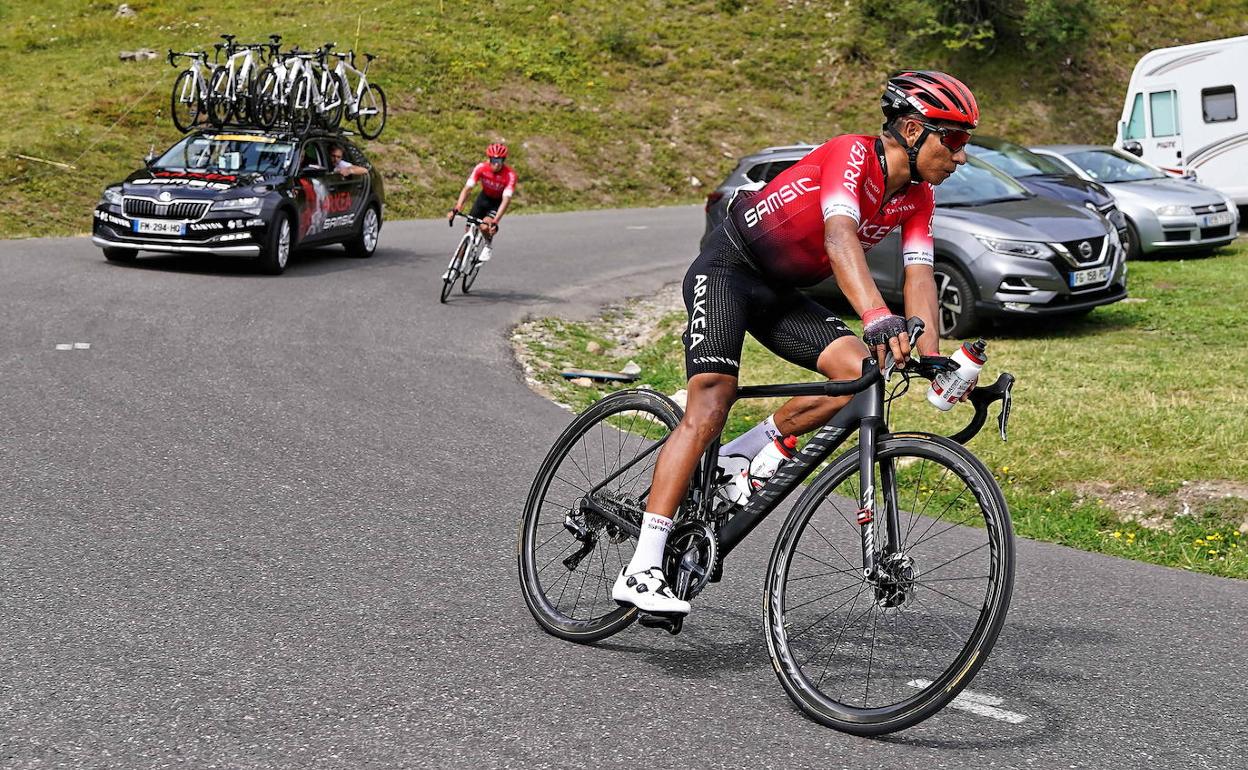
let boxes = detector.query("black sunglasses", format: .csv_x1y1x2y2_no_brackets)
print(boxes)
919,122,972,152
488,156,505,162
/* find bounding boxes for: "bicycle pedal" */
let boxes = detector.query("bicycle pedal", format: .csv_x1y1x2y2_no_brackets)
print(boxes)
637,612,684,635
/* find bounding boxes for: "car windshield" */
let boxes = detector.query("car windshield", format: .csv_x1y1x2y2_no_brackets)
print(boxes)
971,142,1070,178
153,134,295,175
934,156,1031,207
1063,149,1166,183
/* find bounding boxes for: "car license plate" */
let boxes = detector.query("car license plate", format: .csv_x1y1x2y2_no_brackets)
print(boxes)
133,219,184,236
1069,265,1110,288
1201,211,1234,228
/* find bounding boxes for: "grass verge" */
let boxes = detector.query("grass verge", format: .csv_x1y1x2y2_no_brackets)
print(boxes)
513,243,1248,579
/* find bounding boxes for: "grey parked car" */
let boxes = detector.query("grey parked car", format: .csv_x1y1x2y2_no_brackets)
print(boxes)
701,147,1126,337
966,136,1129,244
1030,145,1238,258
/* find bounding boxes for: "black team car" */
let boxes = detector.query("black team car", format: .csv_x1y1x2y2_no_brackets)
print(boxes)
92,128,384,274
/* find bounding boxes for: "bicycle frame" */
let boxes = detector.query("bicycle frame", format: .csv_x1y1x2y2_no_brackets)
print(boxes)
579,357,1013,578
332,53,374,117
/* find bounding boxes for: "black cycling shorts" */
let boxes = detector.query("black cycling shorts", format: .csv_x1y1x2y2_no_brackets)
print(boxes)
469,191,502,220
681,221,853,378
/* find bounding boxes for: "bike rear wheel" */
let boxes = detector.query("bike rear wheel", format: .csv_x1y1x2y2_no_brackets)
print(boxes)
765,433,1014,735
319,71,345,130
461,241,482,293
251,66,282,129
286,73,313,134
518,389,683,643
356,83,387,139
440,236,468,303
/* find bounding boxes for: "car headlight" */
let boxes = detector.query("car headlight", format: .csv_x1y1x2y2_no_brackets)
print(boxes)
213,196,261,211
100,187,123,207
974,235,1054,259
1155,204,1194,217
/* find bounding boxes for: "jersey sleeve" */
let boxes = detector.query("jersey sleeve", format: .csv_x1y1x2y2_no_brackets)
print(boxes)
900,184,935,268
818,136,871,225
465,163,485,188
501,167,517,198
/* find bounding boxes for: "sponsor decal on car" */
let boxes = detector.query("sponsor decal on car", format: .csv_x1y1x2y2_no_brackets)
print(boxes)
189,221,225,231
94,209,130,227
324,213,354,229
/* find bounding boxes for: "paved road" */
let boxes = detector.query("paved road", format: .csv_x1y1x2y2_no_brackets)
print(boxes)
1,208,1244,769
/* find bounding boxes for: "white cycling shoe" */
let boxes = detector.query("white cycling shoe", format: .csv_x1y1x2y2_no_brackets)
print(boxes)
612,566,691,616
478,245,493,262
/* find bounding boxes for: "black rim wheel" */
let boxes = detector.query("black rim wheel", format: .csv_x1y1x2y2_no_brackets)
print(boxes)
518,389,684,643
356,83,387,139
765,434,1014,735
440,237,467,303
170,70,202,133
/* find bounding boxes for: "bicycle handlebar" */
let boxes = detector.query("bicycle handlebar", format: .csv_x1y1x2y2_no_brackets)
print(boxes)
449,211,491,227
736,358,882,400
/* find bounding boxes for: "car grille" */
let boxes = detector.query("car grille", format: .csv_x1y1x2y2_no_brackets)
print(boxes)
1058,236,1106,265
1192,202,1229,216
123,198,210,220
1201,225,1232,239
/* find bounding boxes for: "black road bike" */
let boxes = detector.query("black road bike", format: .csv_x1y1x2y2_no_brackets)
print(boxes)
518,320,1016,735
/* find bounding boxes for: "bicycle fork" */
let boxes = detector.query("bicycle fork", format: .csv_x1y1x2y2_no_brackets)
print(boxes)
855,418,901,580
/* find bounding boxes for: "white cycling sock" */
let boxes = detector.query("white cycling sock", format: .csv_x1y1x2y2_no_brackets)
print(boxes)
720,414,781,460
626,512,673,573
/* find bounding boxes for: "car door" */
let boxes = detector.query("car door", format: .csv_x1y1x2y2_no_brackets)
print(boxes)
322,141,370,234
292,140,337,242
1146,87,1184,174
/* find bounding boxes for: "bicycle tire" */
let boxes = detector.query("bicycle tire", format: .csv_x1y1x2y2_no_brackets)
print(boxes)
206,67,233,127
764,433,1014,736
461,240,482,294
356,83,387,139
286,73,313,134
518,388,684,643
170,70,202,133
320,71,345,130
440,236,468,303
251,66,281,129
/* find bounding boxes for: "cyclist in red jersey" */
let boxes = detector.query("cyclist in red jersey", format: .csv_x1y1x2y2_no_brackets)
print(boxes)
612,71,981,618
447,143,516,265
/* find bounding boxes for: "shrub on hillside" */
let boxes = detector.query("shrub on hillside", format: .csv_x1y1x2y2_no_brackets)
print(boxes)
858,0,1101,55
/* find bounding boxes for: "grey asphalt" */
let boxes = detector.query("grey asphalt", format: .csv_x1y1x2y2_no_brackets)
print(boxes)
1,207,1244,769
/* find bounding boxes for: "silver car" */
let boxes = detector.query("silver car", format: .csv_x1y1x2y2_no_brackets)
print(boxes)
1030,145,1239,258
702,148,1126,337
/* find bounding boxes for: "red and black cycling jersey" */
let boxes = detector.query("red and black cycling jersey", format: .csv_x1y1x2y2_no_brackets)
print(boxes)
728,134,935,287
465,162,517,200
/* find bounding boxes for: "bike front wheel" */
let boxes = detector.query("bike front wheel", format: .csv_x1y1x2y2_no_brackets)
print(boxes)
518,389,684,643
170,70,202,132
764,433,1014,736
206,67,233,127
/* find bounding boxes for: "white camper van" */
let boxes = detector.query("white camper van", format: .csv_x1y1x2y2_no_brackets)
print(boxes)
1116,35,1248,205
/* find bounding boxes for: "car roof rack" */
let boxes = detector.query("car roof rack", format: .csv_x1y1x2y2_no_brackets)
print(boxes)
196,121,358,141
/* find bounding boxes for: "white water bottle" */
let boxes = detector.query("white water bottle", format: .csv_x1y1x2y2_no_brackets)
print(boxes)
749,435,799,490
927,339,987,411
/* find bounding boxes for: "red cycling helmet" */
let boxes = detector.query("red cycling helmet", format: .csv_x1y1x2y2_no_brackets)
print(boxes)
486,143,508,159
881,70,978,184
881,70,979,129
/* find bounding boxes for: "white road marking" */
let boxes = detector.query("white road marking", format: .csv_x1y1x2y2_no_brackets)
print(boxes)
626,225,649,230
73,342,91,350
55,344,72,351
906,679,1029,724
54,342,92,351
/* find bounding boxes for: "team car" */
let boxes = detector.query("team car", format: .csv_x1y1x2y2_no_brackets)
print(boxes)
91,128,384,274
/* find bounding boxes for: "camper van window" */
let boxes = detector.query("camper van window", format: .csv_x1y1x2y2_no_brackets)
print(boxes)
1202,86,1237,123
1149,90,1178,137
1124,93,1145,140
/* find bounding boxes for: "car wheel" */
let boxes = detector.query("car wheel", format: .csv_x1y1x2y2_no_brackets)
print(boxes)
933,262,978,339
102,247,137,264
1124,219,1142,260
345,205,381,259
260,214,292,275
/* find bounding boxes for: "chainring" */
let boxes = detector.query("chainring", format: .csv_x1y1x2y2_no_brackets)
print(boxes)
663,520,720,602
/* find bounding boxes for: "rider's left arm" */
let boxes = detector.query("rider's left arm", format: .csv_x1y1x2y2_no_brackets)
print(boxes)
901,265,940,358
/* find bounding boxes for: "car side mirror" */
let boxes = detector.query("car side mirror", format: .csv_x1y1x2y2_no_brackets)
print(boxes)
1122,140,1143,157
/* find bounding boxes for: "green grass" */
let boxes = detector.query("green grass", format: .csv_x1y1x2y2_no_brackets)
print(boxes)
2,1,1246,237
517,243,1248,579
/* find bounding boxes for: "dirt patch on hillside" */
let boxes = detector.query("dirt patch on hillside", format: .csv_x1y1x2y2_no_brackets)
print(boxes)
1074,480,1248,532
